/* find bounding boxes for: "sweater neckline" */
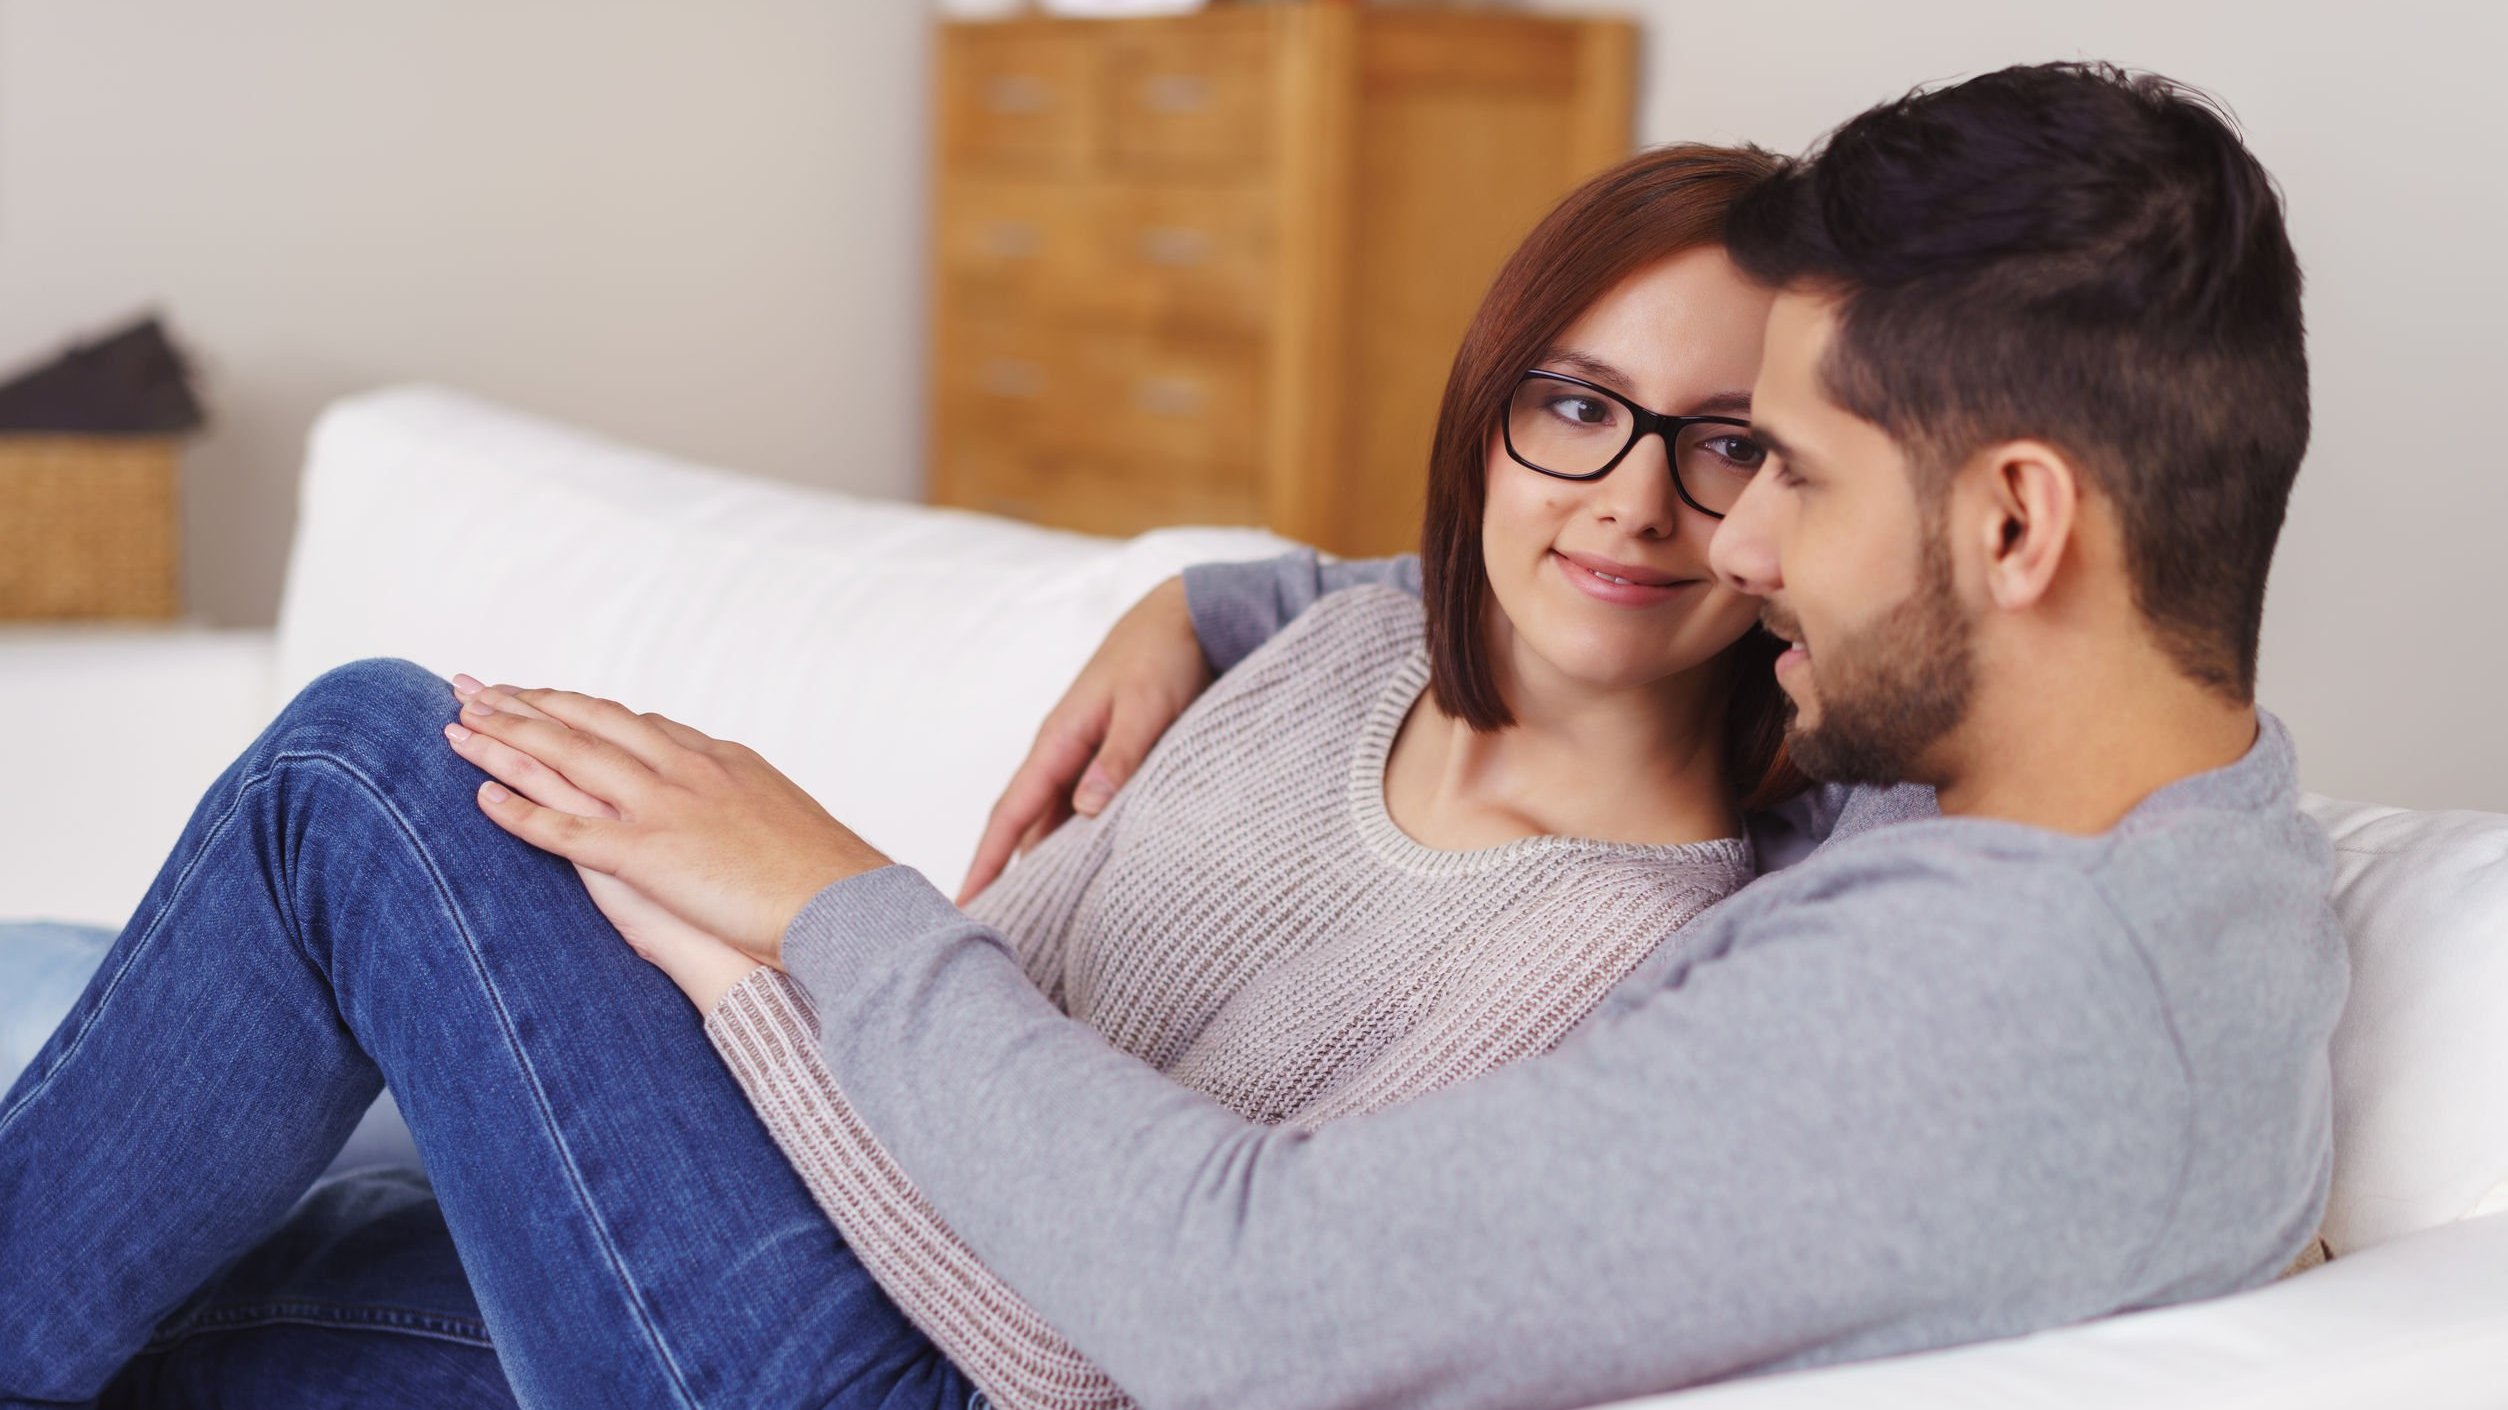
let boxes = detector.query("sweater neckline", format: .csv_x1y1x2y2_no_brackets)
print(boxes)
1345,646,1756,880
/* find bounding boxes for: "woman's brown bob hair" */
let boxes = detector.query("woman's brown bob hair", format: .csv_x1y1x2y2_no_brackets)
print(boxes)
1419,142,1809,814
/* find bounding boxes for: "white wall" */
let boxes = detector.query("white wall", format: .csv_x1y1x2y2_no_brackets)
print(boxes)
0,1,929,628
1528,0,2508,811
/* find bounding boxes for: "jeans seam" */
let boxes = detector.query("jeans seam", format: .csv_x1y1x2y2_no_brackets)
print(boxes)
4,741,705,1408
0,757,264,1146
145,1300,496,1350
274,744,710,1409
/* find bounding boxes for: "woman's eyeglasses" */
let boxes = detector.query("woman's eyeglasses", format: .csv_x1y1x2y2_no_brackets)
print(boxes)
1502,369,1768,519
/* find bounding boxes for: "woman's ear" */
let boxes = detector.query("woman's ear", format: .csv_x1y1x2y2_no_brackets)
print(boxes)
1974,438,2080,612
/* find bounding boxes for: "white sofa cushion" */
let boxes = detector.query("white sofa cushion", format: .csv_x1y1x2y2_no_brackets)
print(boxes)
275,385,1299,896
0,627,279,927
2302,795,2508,1252
1610,1208,2508,1410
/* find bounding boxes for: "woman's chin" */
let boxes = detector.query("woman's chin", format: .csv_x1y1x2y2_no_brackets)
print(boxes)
1521,637,1703,696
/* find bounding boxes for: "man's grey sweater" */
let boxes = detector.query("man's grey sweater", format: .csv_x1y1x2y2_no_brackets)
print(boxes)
777,552,2347,1410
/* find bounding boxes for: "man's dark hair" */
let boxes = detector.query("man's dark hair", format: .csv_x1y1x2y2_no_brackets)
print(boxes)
1726,62,2308,699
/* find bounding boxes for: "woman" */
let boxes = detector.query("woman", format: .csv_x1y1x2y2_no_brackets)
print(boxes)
0,144,1790,1407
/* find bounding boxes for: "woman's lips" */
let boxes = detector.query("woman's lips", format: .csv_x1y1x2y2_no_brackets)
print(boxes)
1551,550,1698,608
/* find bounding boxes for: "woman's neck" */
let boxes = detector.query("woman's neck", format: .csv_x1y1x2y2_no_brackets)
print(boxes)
1382,632,1741,852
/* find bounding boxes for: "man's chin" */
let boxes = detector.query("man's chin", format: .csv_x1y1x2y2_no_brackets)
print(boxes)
1783,720,1915,788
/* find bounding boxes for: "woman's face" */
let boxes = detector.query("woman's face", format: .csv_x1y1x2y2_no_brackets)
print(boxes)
1480,246,1774,701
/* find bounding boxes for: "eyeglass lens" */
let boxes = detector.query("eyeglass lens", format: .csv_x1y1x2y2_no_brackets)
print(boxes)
1506,375,1764,514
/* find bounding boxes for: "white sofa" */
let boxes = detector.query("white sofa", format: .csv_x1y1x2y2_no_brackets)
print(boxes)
4,387,2504,1407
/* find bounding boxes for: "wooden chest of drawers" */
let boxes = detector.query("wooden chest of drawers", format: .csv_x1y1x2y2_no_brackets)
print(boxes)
927,4,1635,556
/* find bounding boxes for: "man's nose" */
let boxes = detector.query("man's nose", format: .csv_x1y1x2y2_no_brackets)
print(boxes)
1708,473,1782,597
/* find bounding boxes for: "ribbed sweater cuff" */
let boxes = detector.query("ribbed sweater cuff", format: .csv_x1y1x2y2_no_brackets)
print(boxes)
780,863,971,1012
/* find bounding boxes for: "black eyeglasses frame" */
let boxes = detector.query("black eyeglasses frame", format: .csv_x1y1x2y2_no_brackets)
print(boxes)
1501,369,1758,520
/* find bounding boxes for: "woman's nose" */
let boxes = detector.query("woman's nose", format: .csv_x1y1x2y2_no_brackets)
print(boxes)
1588,432,1686,538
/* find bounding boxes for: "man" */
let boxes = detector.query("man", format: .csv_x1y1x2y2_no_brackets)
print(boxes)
465,63,2345,1407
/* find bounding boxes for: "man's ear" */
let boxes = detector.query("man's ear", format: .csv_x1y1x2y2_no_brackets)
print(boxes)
1972,439,2079,612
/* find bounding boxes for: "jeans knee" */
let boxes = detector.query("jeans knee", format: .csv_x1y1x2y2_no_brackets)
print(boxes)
269,659,463,777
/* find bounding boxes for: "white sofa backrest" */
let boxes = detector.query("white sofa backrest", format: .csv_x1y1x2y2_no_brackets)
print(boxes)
280,386,2508,1262
277,386,1298,900
2300,796,2508,1252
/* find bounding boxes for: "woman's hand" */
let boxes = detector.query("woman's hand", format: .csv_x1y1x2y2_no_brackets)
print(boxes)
440,677,888,971
957,577,1211,904
445,676,761,1013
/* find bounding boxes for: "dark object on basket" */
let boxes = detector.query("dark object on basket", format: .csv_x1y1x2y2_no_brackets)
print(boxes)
0,314,206,435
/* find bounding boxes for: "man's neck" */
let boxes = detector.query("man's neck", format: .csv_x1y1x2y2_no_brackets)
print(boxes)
1928,643,2261,835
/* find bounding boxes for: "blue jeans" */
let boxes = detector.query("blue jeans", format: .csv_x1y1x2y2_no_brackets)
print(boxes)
0,658,982,1410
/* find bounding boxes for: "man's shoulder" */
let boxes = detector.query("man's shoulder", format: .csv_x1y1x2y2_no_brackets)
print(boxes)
1237,581,1424,672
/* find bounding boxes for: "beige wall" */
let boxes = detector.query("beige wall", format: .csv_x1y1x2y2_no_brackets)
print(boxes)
5,3,2499,811
0,0,930,628
1530,0,2508,811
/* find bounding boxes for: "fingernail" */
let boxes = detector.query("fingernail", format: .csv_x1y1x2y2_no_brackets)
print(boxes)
452,673,483,695
480,781,509,802
1074,768,1112,815
465,698,493,717
444,721,472,741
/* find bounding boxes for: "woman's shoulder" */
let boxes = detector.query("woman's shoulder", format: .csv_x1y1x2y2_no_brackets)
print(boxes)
1223,582,1426,687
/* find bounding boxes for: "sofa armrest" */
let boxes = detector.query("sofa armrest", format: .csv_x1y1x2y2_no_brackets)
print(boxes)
1608,1210,2508,1410
0,626,277,927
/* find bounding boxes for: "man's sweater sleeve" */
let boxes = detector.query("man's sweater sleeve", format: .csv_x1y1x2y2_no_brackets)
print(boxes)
1181,550,1421,674
781,861,2187,1410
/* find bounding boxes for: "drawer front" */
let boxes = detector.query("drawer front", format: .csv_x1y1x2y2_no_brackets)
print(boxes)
936,178,1089,314
944,437,1261,536
941,321,1264,471
935,435,1057,525
937,319,1068,452
1102,27,1275,179
1067,331,1263,469
943,29,1092,175
1078,183,1275,333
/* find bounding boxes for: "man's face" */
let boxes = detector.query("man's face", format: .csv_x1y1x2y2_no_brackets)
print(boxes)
1708,292,1977,786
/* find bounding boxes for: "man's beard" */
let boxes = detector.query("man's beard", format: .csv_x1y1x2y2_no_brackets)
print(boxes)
1767,532,1975,786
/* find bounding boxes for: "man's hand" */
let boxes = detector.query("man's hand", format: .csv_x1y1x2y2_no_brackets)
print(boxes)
957,576,1212,904
446,675,762,1012
443,681,889,967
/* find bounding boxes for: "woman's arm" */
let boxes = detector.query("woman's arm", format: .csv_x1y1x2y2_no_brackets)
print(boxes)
704,969,1125,1407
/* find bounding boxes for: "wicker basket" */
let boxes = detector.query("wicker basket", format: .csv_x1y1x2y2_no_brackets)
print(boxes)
0,434,182,619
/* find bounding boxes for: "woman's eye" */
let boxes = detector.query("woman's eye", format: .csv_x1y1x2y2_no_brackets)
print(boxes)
1703,435,1768,470
1546,396,1616,428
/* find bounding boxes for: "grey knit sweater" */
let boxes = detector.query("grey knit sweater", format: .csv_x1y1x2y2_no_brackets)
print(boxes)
708,586,1754,1408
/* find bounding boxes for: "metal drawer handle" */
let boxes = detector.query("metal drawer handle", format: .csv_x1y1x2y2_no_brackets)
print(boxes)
1133,376,1208,418
980,220,1042,260
1138,227,1212,268
1140,74,1212,115
978,359,1045,398
983,75,1053,115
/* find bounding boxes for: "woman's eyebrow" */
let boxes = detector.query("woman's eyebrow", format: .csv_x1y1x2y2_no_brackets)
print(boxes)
1535,349,1637,394
1536,352,1756,420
